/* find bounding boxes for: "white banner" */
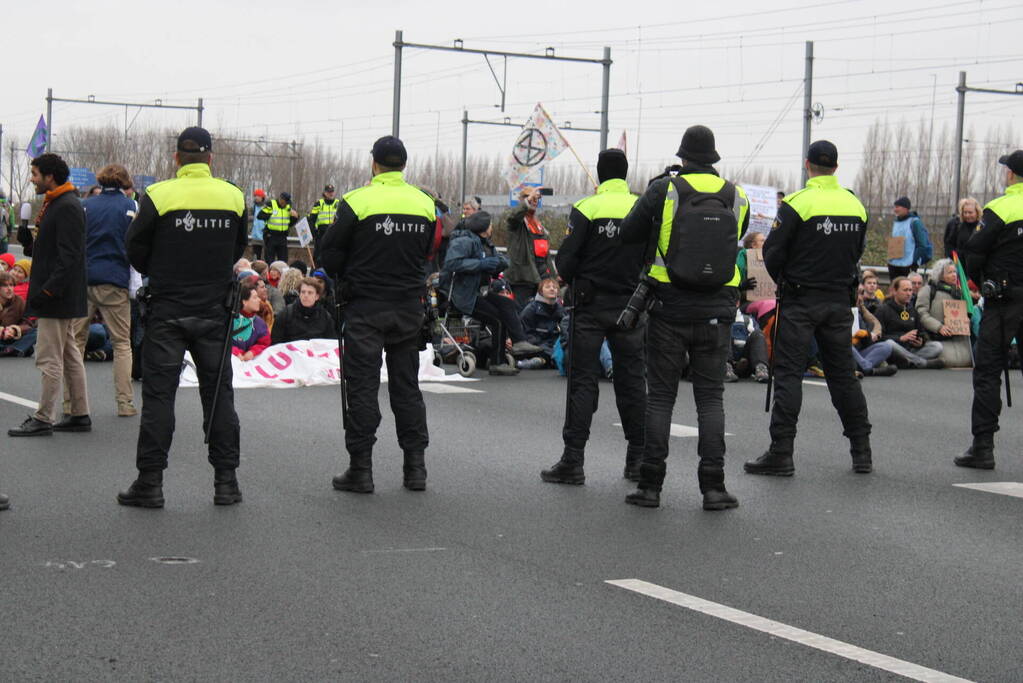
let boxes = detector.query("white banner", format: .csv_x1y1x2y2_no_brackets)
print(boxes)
294,217,314,247
741,184,778,234
179,340,474,389
505,103,569,189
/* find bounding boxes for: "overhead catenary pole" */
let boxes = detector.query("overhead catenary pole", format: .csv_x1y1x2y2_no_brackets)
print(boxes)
600,46,611,150
392,30,403,138
953,71,967,208
197,97,204,127
801,41,813,185
461,110,469,205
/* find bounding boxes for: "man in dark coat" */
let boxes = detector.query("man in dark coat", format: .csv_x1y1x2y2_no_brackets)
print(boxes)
8,154,90,437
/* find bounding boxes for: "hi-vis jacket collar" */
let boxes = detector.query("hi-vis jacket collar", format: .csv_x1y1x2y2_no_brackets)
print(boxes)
371,171,405,186
597,178,630,194
176,163,212,179
1007,182,1023,195
805,174,841,190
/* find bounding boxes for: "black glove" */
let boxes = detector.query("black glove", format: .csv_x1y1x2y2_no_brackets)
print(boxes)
740,277,758,292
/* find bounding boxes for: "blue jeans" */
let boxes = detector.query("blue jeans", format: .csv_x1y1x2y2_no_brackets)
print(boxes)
852,339,897,370
0,327,37,356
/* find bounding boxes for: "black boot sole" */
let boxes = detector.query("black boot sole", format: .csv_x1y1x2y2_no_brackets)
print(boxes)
332,480,375,493
540,472,585,485
625,496,660,508
743,465,794,476
214,493,243,505
8,429,52,437
954,459,995,470
53,425,91,433
703,499,739,511
116,494,164,508
403,480,427,491
852,463,873,474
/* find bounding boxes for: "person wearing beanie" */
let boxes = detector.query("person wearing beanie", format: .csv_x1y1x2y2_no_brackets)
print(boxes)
0,253,15,272
250,189,267,260
11,258,31,301
743,139,873,479
540,148,647,487
8,153,91,438
889,195,933,278
619,125,748,511
442,210,543,376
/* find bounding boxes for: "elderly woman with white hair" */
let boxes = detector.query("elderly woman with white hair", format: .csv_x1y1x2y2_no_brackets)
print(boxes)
916,258,973,367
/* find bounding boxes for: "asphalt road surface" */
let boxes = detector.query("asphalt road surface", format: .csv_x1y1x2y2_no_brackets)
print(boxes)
0,354,1020,681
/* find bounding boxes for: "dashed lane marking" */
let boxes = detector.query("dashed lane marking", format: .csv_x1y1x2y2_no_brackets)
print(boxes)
614,422,733,438
419,384,484,394
606,579,973,683
0,391,39,410
953,482,1023,499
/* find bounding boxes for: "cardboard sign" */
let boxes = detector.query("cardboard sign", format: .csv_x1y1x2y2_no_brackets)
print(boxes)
294,217,313,247
746,248,776,302
887,236,906,261
943,299,971,336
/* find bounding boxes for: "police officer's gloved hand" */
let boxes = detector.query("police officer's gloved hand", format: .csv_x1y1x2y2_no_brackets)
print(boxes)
740,277,758,291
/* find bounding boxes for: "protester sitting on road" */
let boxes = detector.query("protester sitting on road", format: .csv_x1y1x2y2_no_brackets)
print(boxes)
726,311,770,383
876,276,944,368
242,274,276,332
261,270,286,315
250,260,268,277
233,257,251,276
735,230,765,284
442,210,542,376
916,258,973,368
277,267,304,307
518,277,565,369
852,285,898,377
944,196,982,259
861,269,884,314
267,261,287,289
0,272,36,357
288,259,308,275
271,277,335,344
84,321,114,361
232,280,271,361
11,259,31,301
908,271,925,306
0,253,14,272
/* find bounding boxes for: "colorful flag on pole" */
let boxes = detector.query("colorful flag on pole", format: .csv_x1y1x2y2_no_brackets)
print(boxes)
952,251,981,336
505,103,568,189
615,130,627,155
25,116,48,158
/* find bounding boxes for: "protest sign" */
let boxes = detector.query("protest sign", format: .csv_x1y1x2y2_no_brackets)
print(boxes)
746,248,776,302
943,299,971,336
742,184,778,234
887,236,906,260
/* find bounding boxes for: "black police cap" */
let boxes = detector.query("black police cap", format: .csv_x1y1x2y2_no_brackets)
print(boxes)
372,136,408,167
806,140,838,168
998,150,1023,176
324,184,336,192
177,126,213,153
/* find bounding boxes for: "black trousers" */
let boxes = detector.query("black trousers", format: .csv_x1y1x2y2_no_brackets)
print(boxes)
562,296,646,451
641,314,729,492
263,230,289,264
472,292,527,364
971,299,1023,437
137,314,240,473
343,299,428,457
769,295,870,446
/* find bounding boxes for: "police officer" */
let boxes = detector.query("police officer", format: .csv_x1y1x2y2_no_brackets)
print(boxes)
540,149,647,485
320,136,439,493
744,140,872,477
118,126,248,508
258,191,297,263
620,125,748,511
308,184,339,256
956,150,1023,469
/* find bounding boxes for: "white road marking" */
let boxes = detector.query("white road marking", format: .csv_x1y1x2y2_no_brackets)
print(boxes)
953,482,1023,499
360,547,447,554
803,380,828,387
419,384,483,394
606,579,972,683
613,423,733,438
0,391,39,410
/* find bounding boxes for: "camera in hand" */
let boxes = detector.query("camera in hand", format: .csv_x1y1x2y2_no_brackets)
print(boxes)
981,278,1009,301
617,279,653,330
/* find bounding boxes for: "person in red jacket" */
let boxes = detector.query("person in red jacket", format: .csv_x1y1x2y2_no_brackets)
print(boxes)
231,280,271,360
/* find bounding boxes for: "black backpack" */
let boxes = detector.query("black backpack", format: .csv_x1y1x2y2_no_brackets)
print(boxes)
658,176,740,290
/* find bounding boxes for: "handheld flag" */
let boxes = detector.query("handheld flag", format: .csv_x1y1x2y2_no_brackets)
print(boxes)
26,116,48,157
505,103,569,189
952,251,981,337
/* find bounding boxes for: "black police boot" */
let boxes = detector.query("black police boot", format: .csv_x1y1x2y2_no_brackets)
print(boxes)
698,467,739,511
213,469,243,505
333,454,375,493
625,487,660,508
403,451,427,491
623,445,643,482
954,434,995,470
540,446,585,485
744,439,795,476
850,436,873,473
0,493,9,511
53,414,92,433
116,471,165,508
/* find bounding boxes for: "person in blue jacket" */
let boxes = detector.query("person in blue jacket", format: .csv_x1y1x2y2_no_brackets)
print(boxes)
441,211,541,375
888,196,932,278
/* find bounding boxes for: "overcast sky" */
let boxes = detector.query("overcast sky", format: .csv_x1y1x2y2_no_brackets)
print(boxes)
2,0,1021,190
